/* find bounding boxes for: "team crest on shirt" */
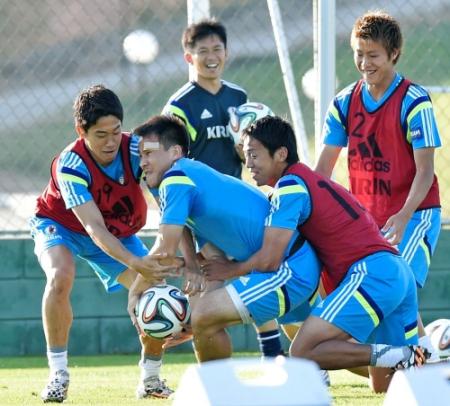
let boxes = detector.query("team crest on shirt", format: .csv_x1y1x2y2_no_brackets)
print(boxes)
119,175,125,185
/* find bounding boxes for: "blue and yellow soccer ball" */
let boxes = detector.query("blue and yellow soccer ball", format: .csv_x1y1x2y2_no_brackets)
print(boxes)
227,102,274,145
135,284,190,339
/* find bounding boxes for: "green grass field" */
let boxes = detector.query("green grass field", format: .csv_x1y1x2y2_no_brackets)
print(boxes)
0,353,385,405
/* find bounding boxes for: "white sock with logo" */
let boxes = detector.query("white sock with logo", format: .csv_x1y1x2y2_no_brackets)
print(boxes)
47,349,68,374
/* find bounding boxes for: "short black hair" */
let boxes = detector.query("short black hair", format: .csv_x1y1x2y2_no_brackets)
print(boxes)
133,115,190,155
73,84,123,132
243,116,299,165
182,18,227,51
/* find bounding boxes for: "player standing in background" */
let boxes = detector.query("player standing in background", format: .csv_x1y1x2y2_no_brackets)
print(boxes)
315,10,441,367
127,115,321,364
30,85,181,402
230,115,428,392
162,19,286,358
162,18,246,178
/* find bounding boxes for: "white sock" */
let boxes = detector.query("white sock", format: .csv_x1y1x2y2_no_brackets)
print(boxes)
139,358,162,380
370,344,411,368
47,350,68,374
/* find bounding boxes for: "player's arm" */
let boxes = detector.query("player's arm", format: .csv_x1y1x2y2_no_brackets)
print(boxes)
382,148,436,245
202,226,293,281
72,202,182,282
178,227,205,296
315,145,342,178
315,97,348,177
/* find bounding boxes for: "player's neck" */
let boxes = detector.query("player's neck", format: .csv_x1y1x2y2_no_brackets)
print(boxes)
365,71,396,101
194,76,222,95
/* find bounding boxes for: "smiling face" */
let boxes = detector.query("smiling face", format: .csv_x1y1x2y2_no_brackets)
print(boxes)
139,135,180,189
77,115,122,166
353,37,398,98
185,34,227,90
243,136,286,187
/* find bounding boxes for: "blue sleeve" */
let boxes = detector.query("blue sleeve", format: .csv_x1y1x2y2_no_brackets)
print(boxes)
158,172,196,226
56,151,93,209
402,84,442,149
322,96,350,148
265,175,312,230
129,134,143,180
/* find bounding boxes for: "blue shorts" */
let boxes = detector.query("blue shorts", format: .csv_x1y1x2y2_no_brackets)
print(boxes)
226,240,321,327
29,216,149,292
398,208,441,288
277,289,322,325
312,251,418,345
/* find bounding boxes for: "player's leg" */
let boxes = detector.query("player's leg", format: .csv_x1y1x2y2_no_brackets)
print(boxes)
30,217,77,402
116,267,172,399
85,234,173,399
368,260,421,393
397,208,441,357
255,320,285,358
290,253,425,373
192,240,321,362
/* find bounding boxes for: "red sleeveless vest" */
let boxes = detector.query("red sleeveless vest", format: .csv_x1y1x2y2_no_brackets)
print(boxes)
35,133,147,237
347,79,440,227
285,163,397,293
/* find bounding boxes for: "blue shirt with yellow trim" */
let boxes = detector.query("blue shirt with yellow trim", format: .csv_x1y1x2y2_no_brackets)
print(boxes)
322,72,442,149
57,134,141,210
158,157,268,261
266,174,312,254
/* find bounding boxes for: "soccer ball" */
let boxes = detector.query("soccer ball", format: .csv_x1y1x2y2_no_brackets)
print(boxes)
424,318,450,359
135,284,191,339
227,102,274,144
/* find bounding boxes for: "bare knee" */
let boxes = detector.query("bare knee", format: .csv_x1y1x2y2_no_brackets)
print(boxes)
44,266,75,298
190,306,217,336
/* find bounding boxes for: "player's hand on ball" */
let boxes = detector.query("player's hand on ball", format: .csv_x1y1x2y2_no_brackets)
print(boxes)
127,289,145,337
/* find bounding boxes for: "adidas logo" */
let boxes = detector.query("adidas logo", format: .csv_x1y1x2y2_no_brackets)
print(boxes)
349,133,382,159
239,276,250,286
200,109,213,119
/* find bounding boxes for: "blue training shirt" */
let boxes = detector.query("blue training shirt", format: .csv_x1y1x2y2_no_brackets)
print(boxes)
158,158,269,261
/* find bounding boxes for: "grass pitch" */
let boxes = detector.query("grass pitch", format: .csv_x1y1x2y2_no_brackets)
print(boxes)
0,353,384,405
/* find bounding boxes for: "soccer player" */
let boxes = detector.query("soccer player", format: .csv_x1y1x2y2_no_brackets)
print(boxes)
315,11,441,361
162,18,247,178
30,85,181,402
162,18,286,355
223,115,428,392
127,115,322,363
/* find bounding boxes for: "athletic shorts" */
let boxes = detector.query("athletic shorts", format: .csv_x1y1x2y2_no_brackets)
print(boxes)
277,289,322,325
312,251,419,345
225,240,321,327
29,216,149,292
397,208,441,288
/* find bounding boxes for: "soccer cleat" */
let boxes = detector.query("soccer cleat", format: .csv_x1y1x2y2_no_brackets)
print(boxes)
41,369,70,403
136,376,174,399
392,345,430,371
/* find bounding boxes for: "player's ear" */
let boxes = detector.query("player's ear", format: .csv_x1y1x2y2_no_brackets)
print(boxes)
170,144,184,159
275,146,288,163
75,125,86,138
184,52,193,65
